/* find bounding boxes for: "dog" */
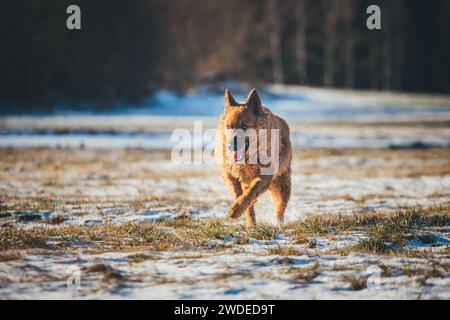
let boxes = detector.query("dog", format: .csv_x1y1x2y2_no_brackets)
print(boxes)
216,89,292,227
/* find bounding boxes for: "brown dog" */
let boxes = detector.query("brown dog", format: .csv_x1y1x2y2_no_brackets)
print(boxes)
216,89,292,227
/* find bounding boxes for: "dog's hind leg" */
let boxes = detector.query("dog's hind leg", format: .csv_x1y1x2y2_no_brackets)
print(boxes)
245,206,256,228
270,170,291,226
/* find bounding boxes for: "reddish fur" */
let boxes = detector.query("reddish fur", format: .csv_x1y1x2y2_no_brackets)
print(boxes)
216,89,292,227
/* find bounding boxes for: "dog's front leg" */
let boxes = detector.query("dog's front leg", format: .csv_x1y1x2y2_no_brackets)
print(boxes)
228,177,271,219
223,173,243,200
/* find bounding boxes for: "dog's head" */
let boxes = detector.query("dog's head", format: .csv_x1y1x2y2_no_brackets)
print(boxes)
222,89,263,162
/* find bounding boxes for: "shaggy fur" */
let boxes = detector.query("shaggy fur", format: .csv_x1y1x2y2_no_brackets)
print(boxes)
216,89,292,227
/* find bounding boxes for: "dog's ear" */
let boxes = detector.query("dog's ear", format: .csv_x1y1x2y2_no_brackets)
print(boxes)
224,89,237,109
246,89,262,115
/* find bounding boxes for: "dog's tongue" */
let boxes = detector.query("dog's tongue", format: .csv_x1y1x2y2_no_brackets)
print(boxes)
233,149,244,161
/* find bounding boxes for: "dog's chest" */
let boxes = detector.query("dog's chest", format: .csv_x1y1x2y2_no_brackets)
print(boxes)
226,164,260,184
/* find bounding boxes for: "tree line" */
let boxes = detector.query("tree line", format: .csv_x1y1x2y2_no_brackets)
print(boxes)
1,0,449,110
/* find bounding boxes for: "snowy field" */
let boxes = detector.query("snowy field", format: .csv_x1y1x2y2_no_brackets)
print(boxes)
0,85,449,299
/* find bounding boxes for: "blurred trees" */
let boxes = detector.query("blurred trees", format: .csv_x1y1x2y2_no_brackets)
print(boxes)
1,0,164,110
1,0,450,110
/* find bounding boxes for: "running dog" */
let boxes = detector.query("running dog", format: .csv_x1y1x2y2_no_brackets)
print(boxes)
216,89,292,227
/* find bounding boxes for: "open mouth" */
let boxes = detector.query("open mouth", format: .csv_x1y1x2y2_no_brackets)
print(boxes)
233,138,250,162
233,148,245,162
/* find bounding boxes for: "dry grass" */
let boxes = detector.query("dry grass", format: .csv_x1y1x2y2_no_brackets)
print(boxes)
0,215,278,252
5,198,56,212
44,215,68,225
83,263,127,284
288,262,320,283
175,219,230,247
287,204,449,236
352,224,405,254
129,200,147,211
198,219,232,241
287,204,449,255
0,225,50,250
342,275,368,290
0,212,12,219
1,203,447,257
247,224,280,240
128,254,159,264
16,213,42,222
165,219,279,246
266,246,303,256
211,271,253,281
267,246,302,256
0,222,174,251
0,253,22,262
158,214,191,228
402,260,447,284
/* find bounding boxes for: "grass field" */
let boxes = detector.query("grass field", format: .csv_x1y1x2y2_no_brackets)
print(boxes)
0,143,449,299
1,86,449,299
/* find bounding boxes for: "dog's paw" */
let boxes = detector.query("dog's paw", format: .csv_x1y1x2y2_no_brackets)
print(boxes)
228,203,244,219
